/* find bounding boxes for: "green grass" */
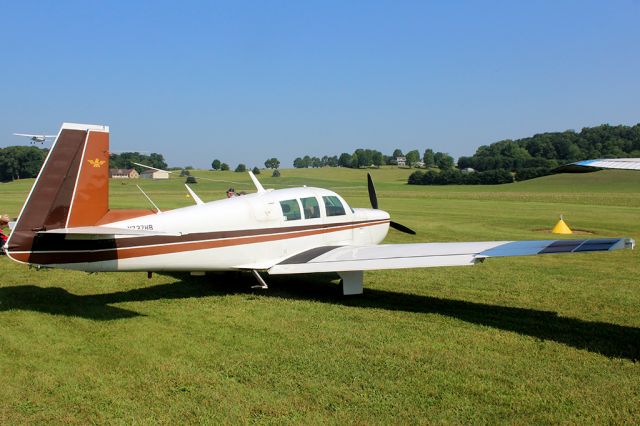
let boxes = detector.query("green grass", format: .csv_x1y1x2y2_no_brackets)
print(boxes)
1,168,639,423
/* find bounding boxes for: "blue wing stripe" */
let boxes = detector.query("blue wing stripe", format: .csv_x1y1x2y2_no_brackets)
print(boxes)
574,238,621,252
539,240,582,254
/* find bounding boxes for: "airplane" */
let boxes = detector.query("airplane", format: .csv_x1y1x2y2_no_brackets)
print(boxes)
3,123,635,295
553,158,640,173
13,133,57,144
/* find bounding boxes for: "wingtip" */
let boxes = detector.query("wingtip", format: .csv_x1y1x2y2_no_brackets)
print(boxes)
626,238,635,250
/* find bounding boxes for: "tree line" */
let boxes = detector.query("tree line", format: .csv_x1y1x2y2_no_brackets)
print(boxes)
209,157,281,177
410,123,640,185
409,169,514,185
292,148,454,169
460,124,640,176
110,152,168,172
458,124,640,172
3,123,638,184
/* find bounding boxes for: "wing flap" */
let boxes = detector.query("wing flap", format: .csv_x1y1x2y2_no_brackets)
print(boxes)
268,238,634,275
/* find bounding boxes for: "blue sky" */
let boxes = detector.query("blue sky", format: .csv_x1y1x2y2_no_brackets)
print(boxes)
1,1,639,169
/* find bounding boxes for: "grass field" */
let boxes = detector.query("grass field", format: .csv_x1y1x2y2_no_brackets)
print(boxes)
1,167,639,423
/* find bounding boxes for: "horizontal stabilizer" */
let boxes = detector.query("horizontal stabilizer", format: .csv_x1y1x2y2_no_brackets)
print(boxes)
268,238,634,275
38,226,182,237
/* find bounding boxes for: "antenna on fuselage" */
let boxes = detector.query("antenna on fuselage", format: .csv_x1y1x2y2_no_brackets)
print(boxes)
136,185,162,214
185,184,204,205
248,171,265,193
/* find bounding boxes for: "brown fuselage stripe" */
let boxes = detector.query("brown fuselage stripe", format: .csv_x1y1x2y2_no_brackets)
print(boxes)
10,219,389,265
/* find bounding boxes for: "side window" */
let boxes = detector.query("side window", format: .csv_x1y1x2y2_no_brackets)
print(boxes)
322,195,346,217
301,197,320,219
279,199,301,221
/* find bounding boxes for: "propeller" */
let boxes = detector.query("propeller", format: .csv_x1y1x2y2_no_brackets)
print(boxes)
367,173,416,235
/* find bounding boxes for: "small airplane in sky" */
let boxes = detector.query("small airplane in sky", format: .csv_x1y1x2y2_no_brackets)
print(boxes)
4,123,635,295
13,133,57,144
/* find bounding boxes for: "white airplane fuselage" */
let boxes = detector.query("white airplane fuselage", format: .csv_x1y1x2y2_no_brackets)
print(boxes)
39,187,391,273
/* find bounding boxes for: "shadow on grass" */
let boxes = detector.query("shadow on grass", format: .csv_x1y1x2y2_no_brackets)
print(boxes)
1,272,638,361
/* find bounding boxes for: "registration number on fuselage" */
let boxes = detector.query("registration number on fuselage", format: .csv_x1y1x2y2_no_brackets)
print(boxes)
127,224,154,231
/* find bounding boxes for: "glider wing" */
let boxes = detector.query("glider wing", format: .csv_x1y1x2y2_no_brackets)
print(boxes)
554,158,640,173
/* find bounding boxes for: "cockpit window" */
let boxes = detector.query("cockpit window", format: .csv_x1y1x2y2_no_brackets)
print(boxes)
279,199,301,221
301,197,320,219
322,195,346,217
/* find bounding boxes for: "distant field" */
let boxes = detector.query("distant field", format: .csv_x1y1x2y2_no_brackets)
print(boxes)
1,168,639,423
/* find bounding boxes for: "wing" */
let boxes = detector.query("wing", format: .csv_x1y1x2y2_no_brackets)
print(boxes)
554,158,640,173
13,133,39,137
268,238,634,275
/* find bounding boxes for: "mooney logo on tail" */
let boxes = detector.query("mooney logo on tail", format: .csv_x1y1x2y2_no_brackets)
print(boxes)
88,158,105,168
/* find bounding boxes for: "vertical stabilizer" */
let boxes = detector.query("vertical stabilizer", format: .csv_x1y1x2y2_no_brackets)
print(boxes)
66,128,110,227
6,123,109,258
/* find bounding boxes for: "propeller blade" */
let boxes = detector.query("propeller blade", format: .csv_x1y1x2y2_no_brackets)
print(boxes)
390,221,416,235
367,173,378,209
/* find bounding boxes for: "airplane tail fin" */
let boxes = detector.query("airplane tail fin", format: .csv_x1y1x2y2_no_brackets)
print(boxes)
6,123,110,256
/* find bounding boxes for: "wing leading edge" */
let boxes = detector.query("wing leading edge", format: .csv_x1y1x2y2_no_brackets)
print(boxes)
268,238,634,275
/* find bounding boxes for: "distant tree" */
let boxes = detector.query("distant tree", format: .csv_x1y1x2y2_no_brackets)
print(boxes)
338,153,352,167
220,163,230,171
392,148,404,158
264,158,280,169
252,166,261,174
326,155,339,167
408,170,425,185
179,169,190,176
109,151,167,173
423,149,435,168
351,153,359,168
0,145,48,181
235,164,247,172
185,176,197,184
515,167,552,181
211,159,221,170
405,150,420,166
371,151,383,167
311,157,322,168
294,156,314,168
272,169,281,177
185,166,194,170
354,149,372,167
434,152,454,170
